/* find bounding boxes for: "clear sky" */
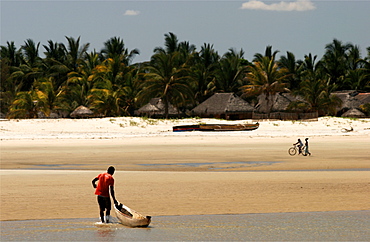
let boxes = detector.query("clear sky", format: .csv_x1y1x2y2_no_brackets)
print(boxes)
1,0,369,63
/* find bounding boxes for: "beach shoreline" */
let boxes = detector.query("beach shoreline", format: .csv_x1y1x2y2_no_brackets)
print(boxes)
1,117,369,221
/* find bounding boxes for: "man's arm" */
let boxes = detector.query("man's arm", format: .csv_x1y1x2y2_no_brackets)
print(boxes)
92,177,98,188
110,186,117,205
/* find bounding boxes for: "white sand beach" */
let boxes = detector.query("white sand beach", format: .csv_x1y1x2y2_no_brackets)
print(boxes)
1,117,369,221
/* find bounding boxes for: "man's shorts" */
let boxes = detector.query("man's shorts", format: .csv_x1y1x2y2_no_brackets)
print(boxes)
97,195,111,210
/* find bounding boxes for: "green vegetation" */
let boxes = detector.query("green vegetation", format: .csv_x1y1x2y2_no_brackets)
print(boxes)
129,120,139,126
360,103,370,116
1,34,369,118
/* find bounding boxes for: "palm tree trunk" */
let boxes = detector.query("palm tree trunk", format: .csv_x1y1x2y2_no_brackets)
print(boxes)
163,97,169,119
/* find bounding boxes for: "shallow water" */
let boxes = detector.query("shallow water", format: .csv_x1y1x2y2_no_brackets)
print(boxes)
1,211,369,241
139,161,281,170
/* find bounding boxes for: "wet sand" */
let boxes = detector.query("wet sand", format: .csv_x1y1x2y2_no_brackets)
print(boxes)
0,117,369,221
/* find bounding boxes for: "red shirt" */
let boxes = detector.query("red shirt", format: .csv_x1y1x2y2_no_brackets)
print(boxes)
95,172,114,197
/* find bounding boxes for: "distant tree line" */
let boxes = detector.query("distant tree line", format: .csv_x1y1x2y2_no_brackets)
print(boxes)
1,33,369,118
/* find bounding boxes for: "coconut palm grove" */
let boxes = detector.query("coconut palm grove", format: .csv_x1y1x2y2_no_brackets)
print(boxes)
1,33,369,119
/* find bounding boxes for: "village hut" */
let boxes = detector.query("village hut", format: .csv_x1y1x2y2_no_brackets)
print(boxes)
333,91,370,116
191,93,254,120
253,93,318,120
255,93,303,113
334,91,361,110
356,93,370,106
49,112,59,119
135,98,179,118
341,108,366,118
70,105,94,118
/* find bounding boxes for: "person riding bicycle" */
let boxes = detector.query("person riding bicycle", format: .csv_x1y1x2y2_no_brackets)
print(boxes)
293,139,303,154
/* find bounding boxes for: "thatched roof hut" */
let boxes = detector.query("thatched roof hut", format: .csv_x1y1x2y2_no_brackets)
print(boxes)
191,93,254,120
49,112,59,119
135,98,179,118
255,93,304,113
341,108,366,118
334,91,361,110
333,91,370,116
70,105,94,118
356,93,370,105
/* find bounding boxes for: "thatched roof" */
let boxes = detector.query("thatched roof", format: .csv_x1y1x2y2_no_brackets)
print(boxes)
256,93,304,113
49,112,59,119
341,108,366,118
191,93,254,116
137,103,160,113
333,91,370,110
135,98,178,116
356,93,370,105
70,105,94,118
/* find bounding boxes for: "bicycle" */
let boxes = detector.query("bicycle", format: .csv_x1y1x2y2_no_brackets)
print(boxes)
288,144,306,156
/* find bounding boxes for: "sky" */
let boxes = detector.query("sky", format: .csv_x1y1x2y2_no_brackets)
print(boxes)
1,0,370,64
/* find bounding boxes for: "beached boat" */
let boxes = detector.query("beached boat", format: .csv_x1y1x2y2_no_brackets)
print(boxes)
114,202,151,227
173,122,259,132
199,122,259,131
173,124,200,132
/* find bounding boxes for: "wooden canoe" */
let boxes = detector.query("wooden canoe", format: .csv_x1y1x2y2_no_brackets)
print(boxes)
199,122,259,131
173,124,200,132
114,202,151,227
173,123,259,132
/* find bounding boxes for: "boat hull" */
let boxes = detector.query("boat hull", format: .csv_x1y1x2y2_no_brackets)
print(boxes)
173,123,259,132
173,125,200,132
114,203,151,227
199,123,259,131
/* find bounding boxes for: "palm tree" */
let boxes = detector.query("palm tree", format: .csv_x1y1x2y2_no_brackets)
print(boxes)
215,48,247,94
17,39,45,91
177,41,196,64
141,51,194,118
190,43,219,103
279,51,302,91
121,68,144,115
299,53,321,75
360,47,370,91
154,32,179,54
88,88,124,117
58,63,93,112
7,86,51,118
253,45,279,62
7,91,36,118
84,51,102,73
43,40,69,89
241,55,290,115
1,41,23,67
64,36,90,72
43,40,66,63
289,53,342,116
321,39,353,90
31,77,58,117
344,68,369,91
21,39,42,68
1,42,23,113
101,37,139,65
87,58,124,117
154,32,195,66
298,53,325,89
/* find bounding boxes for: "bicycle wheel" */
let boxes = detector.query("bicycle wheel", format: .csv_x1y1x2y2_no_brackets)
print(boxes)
301,146,306,156
288,147,297,156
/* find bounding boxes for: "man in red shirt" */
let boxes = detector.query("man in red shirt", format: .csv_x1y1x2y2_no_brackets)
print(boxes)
92,166,118,223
